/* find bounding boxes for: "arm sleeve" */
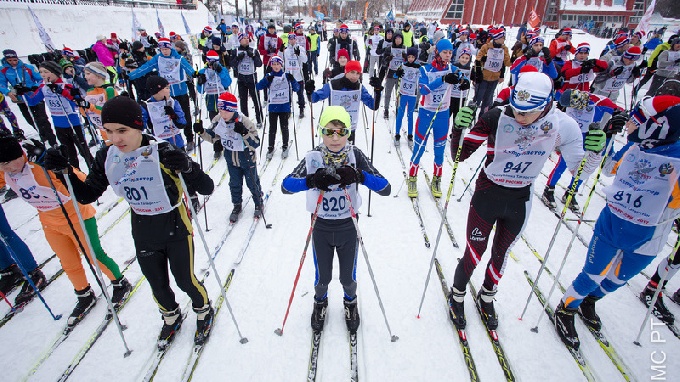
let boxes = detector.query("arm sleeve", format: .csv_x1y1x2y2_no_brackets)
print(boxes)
450,108,499,162
361,85,377,110
311,83,331,103
128,55,158,80
159,144,214,196
353,148,390,196
281,157,309,194
220,68,232,89
241,118,260,149
66,148,110,204
173,101,187,128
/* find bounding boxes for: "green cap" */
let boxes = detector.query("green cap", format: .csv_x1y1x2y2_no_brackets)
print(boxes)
319,105,351,130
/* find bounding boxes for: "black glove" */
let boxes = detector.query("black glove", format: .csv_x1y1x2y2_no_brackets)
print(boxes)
46,83,61,94
12,128,26,141
43,146,71,173
395,67,404,78
305,168,340,191
305,80,315,94
459,79,471,90
192,71,199,78
237,51,246,59
564,44,572,51
233,121,248,136
444,72,462,84
474,67,483,83
369,76,382,89
124,57,135,67
164,105,178,120
212,62,222,73
675,58,680,64
13,84,28,96
246,49,255,57
193,120,204,134
580,60,594,73
197,73,207,85
268,47,277,54
603,111,628,135
525,49,538,59
75,99,90,108
336,165,364,187
632,66,642,78
286,73,297,82
385,55,394,63
163,148,192,173
541,47,553,64
294,46,300,56
611,66,624,76
21,139,45,164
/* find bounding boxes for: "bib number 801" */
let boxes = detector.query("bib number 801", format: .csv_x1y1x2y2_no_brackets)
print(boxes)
323,195,346,212
124,186,149,201
612,191,642,208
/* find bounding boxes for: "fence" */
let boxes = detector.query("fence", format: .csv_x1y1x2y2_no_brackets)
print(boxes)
0,0,196,10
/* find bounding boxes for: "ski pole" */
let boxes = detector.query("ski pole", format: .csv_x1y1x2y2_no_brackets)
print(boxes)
178,172,248,343
416,102,475,318
0,289,13,310
309,100,315,150
0,235,60,318
56,94,94,171
362,104,370,149
275,191,324,336
457,154,485,202
56,169,132,356
634,233,680,346
343,188,399,342
289,82,300,161
366,103,377,217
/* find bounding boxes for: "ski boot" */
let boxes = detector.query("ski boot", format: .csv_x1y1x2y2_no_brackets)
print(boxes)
186,141,195,152
67,286,97,330
640,283,675,325
477,286,498,330
344,297,360,333
448,286,466,330
578,295,602,331
190,196,201,213
394,134,401,147
213,150,223,160
253,204,263,219
383,109,389,119
282,147,290,159
0,264,23,295
111,276,132,307
14,268,46,306
311,298,328,332
555,302,580,349
431,175,442,198
542,186,557,210
407,134,414,150
266,149,274,160
673,289,680,306
194,303,214,346
229,204,242,223
562,191,580,214
158,307,183,350
407,176,418,198
299,107,305,118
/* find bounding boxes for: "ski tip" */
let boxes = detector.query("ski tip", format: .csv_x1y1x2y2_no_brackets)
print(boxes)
239,337,249,344
530,326,539,333
265,224,273,229
390,335,399,342
55,314,63,320
124,349,133,358
633,341,642,347
274,328,283,336
517,317,522,321
416,314,420,319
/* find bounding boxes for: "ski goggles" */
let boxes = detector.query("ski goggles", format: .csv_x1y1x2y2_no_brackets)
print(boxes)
339,27,349,34
320,127,351,137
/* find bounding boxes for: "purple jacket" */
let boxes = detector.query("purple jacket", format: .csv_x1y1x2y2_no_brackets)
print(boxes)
92,41,115,67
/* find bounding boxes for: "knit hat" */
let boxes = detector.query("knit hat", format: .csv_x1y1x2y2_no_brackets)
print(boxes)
238,33,248,41
169,31,177,39
206,50,220,61
337,48,350,61
339,24,349,33
529,36,544,46
490,28,505,40
0,135,23,163
575,42,590,54
406,47,419,58
231,23,239,28
268,23,276,30
655,79,680,97
436,38,453,52
146,75,169,95
345,60,362,73
84,61,108,78
614,35,630,49
158,38,172,49
2,49,17,59
132,41,144,51
101,96,144,130
111,32,117,39
96,34,106,41
319,105,351,130
211,36,222,46
269,55,283,66
288,33,297,42
629,96,680,146
433,30,445,42
59,58,73,70
217,91,238,112
561,28,572,36
61,47,75,57
510,71,553,112
633,31,644,39
203,26,213,35
39,61,62,76
459,29,470,35
294,23,303,30
622,46,642,61
458,48,472,58
333,28,339,34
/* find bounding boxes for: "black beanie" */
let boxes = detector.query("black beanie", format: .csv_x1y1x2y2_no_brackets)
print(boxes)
146,75,169,95
101,96,144,130
0,135,24,162
39,60,62,76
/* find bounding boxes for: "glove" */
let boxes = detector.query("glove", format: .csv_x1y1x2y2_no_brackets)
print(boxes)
395,67,404,78
631,66,642,78
197,73,207,85
369,76,382,88
675,58,680,64
75,99,90,109
43,146,71,173
46,83,61,94
305,80,315,94
164,105,178,120
580,60,594,73
294,46,300,56
13,84,28,96
233,121,248,136
611,66,624,76
444,72,462,84
286,73,296,82
212,62,222,73
193,120,205,134
541,47,553,64
603,111,628,135
305,168,340,191
22,139,45,163
454,106,476,130
247,49,255,57
12,129,26,141
336,165,364,187
564,44,572,51
266,75,275,83
192,71,199,78
584,129,606,152
237,51,246,59
474,68,483,83
268,47,277,54
459,79,471,90
525,49,538,59
163,148,192,173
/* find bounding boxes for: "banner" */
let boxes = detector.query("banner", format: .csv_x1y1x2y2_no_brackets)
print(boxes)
386,9,395,21
181,11,192,34
364,3,369,21
131,9,143,41
636,0,656,34
27,6,55,52
314,11,325,20
527,8,541,29
156,9,165,38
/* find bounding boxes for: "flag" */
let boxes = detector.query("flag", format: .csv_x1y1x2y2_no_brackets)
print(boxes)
637,0,656,34
314,11,325,20
131,9,143,41
386,9,395,22
527,8,541,29
181,12,191,34
27,6,55,51
156,9,165,38
364,3,369,20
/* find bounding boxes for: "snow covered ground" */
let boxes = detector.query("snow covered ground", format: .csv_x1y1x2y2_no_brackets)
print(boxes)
0,4,679,381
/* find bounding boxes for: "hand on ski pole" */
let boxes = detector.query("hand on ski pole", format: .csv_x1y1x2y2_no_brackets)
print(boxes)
336,165,364,188
454,105,477,130
43,146,71,173
584,125,606,152
306,168,340,191
164,148,192,173
22,139,47,165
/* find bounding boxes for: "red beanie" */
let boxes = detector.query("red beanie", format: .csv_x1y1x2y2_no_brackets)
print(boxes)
345,60,362,74
337,48,350,61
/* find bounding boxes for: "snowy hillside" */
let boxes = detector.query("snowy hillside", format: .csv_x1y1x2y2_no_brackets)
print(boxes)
0,4,679,381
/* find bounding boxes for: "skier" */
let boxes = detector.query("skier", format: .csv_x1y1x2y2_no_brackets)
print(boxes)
548,28,576,72
394,47,422,146
558,43,608,94
647,37,680,96
639,223,680,326
280,106,391,332
472,28,511,114
509,36,558,85
0,136,131,327
192,92,264,223
283,33,308,117
42,95,215,348
447,71,605,331
591,45,642,104
378,32,406,119
307,27,321,76
80,61,118,146
197,49,233,160
0,92,23,140
365,26,384,78
258,23,284,103
449,48,473,126
141,75,189,151
555,95,680,350
328,24,360,66
323,48,350,83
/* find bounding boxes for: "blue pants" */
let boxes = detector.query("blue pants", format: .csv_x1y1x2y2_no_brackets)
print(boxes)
396,94,416,136
0,205,38,272
226,157,263,207
309,51,319,75
473,80,498,113
409,108,449,176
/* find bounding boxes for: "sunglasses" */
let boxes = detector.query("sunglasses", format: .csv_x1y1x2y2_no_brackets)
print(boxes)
511,106,540,117
320,127,351,137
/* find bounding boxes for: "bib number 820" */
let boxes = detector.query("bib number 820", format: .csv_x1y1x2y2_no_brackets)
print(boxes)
322,195,347,212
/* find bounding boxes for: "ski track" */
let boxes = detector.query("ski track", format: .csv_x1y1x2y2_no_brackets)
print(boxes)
1,14,679,381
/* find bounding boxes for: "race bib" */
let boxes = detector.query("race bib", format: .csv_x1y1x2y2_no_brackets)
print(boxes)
147,100,180,139
214,118,245,151
305,150,360,219
268,76,290,105
566,105,596,133
238,56,255,75
389,48,405,71
158,56,182,85
330,88,360,130
399,66,419,96
5,162,69,211
423,69,451,111
483,48,504,72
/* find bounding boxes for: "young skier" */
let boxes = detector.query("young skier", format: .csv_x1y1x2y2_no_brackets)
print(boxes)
80,62,118,145
323,48,349,83
639,227,680,326
509,36,558,85
328,24,360,65
548,28,576,71
591,45,642,103
255,56,300,159
558,43,608,94
447,71,605,331
280,106,391,332
283,33,308,117
449,48,473,126
197,50,233,159
42,95,215,348
0,136,131,327
232,33,264,129
193,91,264,223
366,26,384,78
141,76,188,150
394,47,422,146
472,28,511,114
555,95,680,350
378,32,406,119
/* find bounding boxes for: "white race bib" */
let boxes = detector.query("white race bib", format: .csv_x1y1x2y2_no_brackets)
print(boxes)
158,56,182,85
330,88,361,130
5,162,69,211
147,100,180,139
203,69,225,95
450,67,471,99
566,105,596,133
423,68,451,111
389,48,405,71
214,118,245,151
238,56,255,75
268,76,290,105
305,150,360,219
483,47,504,72
399,66,419,96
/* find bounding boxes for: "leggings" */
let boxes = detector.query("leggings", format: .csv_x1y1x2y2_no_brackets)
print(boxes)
395,95,416,136
409,108,450,177
312,219,358,301
268,111,290,152
55,126,93,170
0,204,37,271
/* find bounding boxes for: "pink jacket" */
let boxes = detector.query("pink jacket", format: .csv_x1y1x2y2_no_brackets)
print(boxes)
92,40,115,67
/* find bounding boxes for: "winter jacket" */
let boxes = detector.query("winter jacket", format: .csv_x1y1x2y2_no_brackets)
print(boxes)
0,58,42,95
310,76,377,110
255,70,300,113
92,40,116,67
475,41,511,82
199,114,260,168
128,49,195,97
258,33,283,66
25,79,81,128
655,49,680,79
231,44,263,80
197,64,232,111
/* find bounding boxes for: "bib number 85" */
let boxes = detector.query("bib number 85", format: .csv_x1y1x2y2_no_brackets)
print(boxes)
322,195,347,212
